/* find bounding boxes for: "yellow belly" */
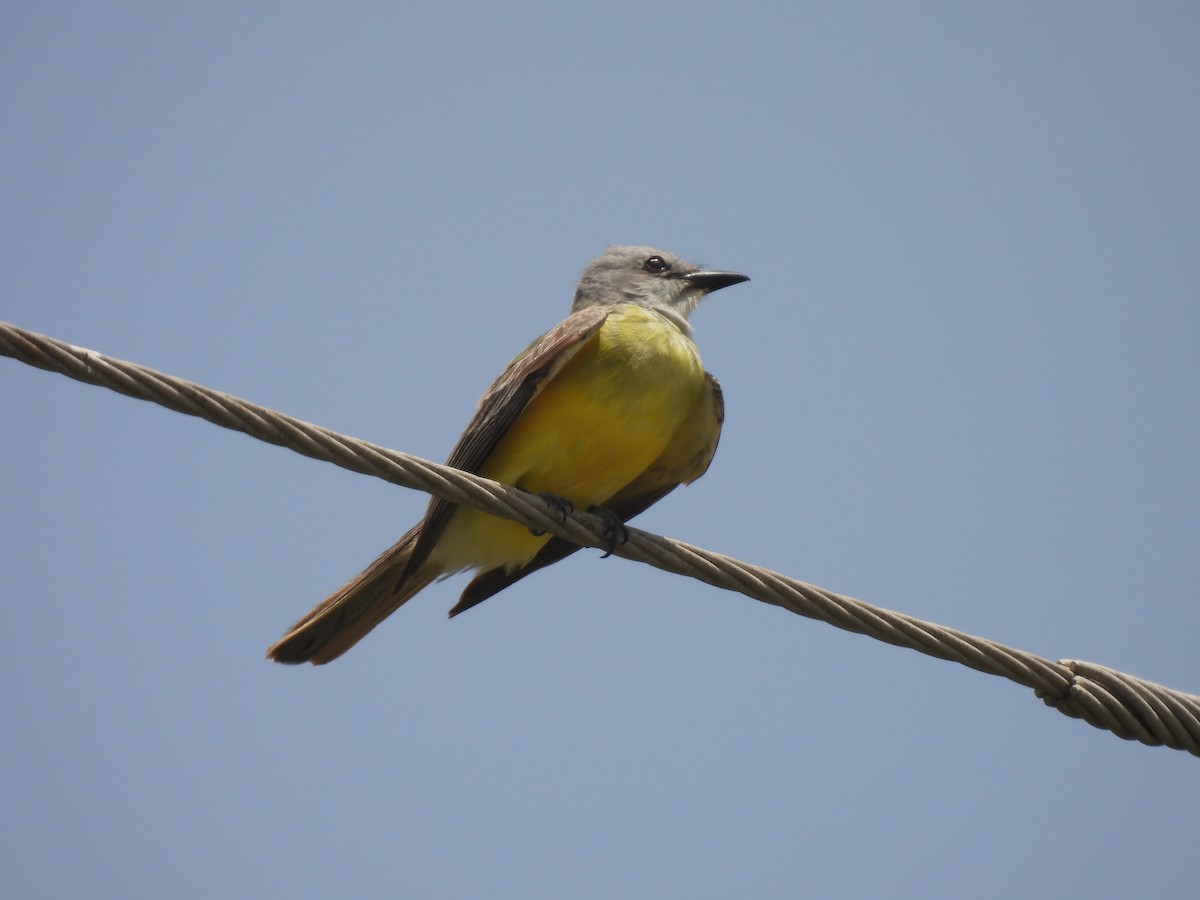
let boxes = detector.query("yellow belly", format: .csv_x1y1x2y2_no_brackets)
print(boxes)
430,304,707,572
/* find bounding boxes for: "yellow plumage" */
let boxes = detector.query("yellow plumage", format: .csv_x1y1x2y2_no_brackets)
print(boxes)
430,304,707,572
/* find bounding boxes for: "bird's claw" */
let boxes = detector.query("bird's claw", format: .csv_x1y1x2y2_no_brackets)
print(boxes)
529,492,574,536
587,505,630,557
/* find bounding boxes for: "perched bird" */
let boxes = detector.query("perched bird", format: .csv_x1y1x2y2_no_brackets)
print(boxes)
269,245,748,664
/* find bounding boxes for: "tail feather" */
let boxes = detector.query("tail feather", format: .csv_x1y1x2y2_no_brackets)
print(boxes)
267,526,435,665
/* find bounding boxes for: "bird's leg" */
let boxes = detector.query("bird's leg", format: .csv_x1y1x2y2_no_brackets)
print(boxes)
586,505,630,557
529,492,574,536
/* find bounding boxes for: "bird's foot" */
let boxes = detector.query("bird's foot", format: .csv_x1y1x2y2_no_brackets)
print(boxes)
529,492,574,536
587,505,630,557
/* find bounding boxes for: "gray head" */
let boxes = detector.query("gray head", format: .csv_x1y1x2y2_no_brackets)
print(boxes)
572,245,749,328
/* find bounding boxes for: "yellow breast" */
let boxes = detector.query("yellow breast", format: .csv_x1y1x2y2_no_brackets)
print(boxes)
432,304,708,572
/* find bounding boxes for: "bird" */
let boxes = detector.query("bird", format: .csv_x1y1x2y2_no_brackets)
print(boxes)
268,245,748,664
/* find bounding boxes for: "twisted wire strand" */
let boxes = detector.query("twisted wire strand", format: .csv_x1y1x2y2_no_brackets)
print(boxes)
3,319,1197,757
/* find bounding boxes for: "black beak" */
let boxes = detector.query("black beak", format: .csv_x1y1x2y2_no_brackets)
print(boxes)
681,269,750,293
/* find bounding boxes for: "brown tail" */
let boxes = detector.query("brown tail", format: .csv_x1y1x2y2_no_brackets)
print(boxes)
267,525,437,665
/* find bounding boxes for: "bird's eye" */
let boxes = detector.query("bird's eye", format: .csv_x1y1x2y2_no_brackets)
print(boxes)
644,255,670,273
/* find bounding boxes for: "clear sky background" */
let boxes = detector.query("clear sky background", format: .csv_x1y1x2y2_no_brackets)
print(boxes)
3,3,1198,898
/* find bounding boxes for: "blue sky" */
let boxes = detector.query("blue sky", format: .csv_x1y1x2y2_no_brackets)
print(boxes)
3,3,1198,897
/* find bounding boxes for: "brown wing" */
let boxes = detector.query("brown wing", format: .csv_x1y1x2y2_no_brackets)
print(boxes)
448,372,725,616
400,305,611,581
